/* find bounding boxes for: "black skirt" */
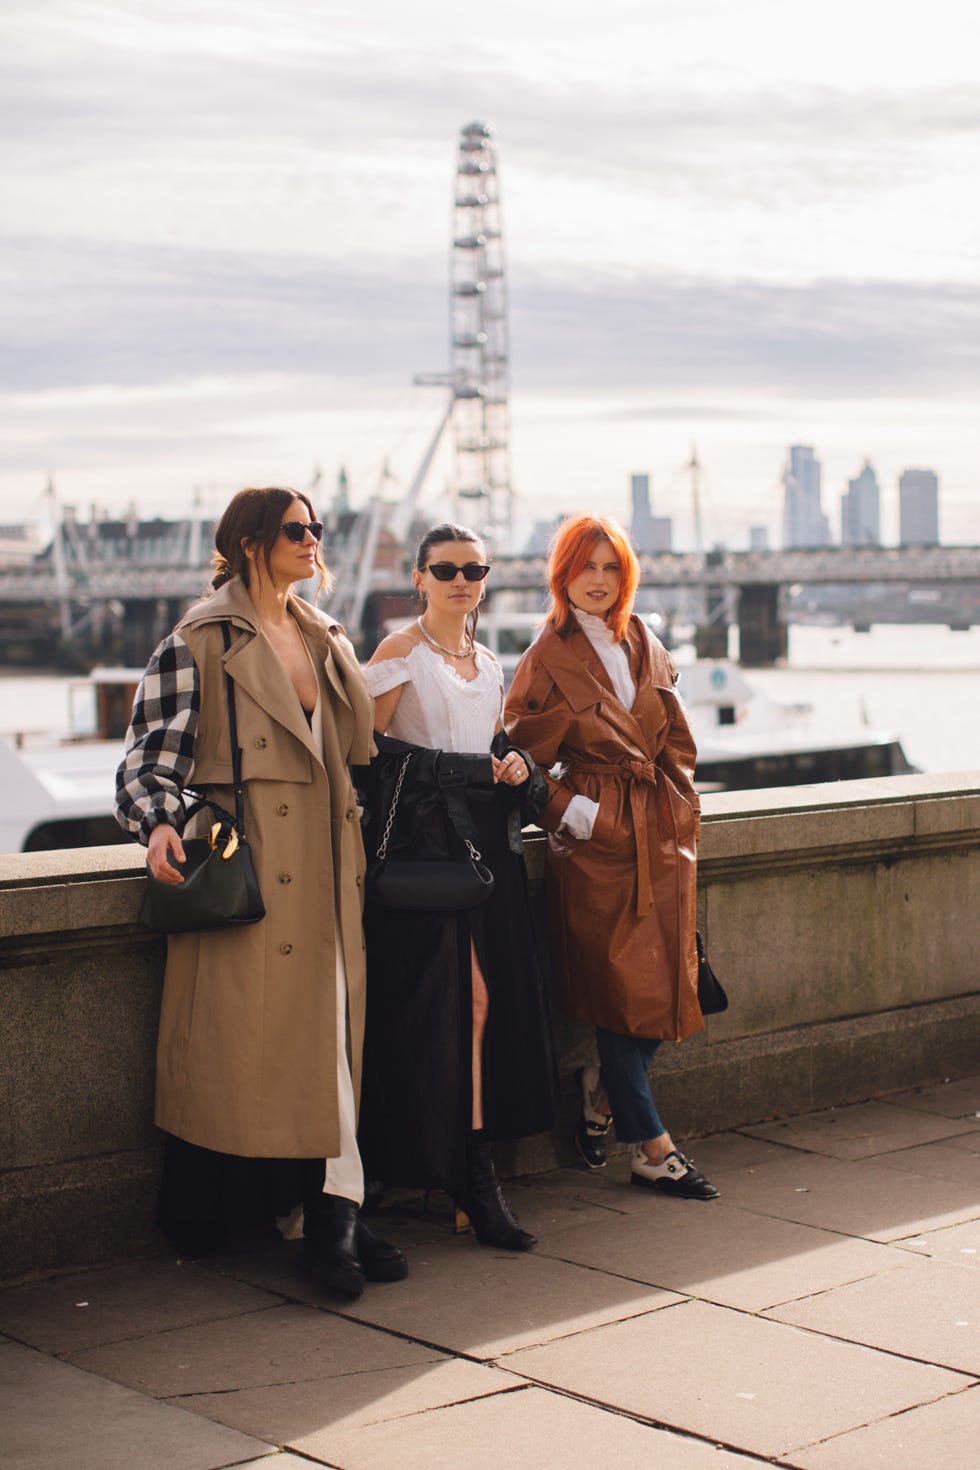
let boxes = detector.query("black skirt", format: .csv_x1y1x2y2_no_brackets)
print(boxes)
354,735,557,1191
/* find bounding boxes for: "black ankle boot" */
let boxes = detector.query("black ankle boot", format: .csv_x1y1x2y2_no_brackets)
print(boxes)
356,1219,409,1282
303,1194,365,1297
454,1134,536,1252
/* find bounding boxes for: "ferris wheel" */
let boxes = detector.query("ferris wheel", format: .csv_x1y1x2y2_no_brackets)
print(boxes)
449,121,513,551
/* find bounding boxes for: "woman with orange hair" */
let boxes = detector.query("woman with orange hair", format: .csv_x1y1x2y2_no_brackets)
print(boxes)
504,515,718,1200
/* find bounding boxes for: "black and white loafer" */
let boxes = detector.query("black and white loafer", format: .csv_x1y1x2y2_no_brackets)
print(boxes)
629,1147,719,1200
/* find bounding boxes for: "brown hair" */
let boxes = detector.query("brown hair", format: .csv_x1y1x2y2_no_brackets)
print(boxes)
546,515,639,642
415,522,488,642
210,486,330,596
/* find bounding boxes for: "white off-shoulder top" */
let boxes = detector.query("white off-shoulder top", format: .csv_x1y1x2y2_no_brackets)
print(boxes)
363,641,503,753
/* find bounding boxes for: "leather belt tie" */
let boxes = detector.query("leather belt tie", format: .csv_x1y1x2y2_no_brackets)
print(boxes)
571,758,662,918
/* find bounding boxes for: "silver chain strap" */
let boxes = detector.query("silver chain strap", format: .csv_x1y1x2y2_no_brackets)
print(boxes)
375,754,411,860
375,752,482,863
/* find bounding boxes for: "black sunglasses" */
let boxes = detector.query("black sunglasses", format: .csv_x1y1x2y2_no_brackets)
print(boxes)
425,561,491,582
280,520,323,544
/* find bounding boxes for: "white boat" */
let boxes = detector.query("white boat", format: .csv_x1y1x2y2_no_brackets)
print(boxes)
678,659,917,791
0,669,138,853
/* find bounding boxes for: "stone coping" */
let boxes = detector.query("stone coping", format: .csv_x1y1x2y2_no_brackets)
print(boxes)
1,772,978,903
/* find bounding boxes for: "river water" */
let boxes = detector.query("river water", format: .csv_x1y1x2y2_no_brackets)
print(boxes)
1,623,978,777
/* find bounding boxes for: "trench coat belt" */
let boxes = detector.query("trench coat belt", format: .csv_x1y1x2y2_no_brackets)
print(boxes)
570,758,662,918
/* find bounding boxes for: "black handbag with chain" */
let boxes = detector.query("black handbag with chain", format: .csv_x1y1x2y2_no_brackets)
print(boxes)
139,624,266,933
367,749,495,914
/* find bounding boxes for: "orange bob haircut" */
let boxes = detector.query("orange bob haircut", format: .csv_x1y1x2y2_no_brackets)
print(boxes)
546,515,640,643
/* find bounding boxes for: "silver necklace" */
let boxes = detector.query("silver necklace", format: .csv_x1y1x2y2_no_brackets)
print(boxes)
417,616,474,659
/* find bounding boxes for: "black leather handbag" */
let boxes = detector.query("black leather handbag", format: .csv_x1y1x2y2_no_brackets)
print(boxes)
139,625,266,934
367,751,495,914
696,931,729,1015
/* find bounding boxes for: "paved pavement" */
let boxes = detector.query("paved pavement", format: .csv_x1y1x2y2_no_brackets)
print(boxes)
2,1077,978,1470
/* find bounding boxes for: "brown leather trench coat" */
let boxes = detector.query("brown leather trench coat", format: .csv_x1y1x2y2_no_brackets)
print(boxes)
505,616,703,1041
152,578,376,1158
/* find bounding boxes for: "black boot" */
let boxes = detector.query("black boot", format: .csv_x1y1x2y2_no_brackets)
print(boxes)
453,1133,536,1252
303,1194,365,1297
356,1219,409,1282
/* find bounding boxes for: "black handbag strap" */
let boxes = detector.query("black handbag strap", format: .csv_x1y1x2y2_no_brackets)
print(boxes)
377,749,482,862
220,622,247,838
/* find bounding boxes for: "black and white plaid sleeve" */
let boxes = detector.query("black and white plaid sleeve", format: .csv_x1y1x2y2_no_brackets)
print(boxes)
114,632,200,844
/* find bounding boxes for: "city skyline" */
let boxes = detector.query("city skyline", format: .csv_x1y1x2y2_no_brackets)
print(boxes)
2,1,977,548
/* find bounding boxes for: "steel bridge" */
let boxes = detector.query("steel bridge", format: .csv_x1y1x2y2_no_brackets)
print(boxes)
1,531,977,666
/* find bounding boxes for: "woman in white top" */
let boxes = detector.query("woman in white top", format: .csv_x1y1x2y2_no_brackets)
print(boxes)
358,523,556,1251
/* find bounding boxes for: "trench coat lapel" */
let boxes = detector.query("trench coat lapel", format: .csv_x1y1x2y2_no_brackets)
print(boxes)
547,624,666,757
291,601,376,765
223,626,323,764
625,623,673,754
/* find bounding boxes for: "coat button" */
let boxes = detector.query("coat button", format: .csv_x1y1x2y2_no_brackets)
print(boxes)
279,941,293,955
355,874,363,886
345,808,355,820
276,803,289,816
278,872,292,884
254,736,268,749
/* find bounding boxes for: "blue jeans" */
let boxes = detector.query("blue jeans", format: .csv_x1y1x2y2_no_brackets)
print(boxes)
595,1028,665,1143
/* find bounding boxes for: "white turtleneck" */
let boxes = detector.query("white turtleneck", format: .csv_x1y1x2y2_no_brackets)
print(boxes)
571,606,636,712
558,607,637,840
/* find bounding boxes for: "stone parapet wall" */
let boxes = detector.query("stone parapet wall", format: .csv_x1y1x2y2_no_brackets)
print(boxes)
2,773,978,1281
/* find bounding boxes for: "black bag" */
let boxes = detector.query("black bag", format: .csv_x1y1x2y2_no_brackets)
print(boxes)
139,624,266,934
696,931,729,1015
367,751,495,915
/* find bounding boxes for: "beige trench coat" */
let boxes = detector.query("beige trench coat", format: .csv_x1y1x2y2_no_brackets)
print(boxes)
154,578,376,1158
505,617,703,1041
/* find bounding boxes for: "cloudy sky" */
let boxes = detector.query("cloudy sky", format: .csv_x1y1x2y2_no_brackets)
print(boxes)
2,0,977,548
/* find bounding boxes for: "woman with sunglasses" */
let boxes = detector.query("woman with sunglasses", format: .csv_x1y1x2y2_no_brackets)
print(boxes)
115,486,407,1296
504,515,718,1201
356,523,555,1250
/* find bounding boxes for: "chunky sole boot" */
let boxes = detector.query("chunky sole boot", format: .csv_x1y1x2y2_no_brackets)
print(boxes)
453,1135,537,1251
356,1219,409,1282
303,1194,366,1296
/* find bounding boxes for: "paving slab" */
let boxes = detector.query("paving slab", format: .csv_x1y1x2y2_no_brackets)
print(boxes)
478,1177,631,1238
871,1136,980,1188
328,1234,681,1359
792,1382,980,1470
739,1100,978,1159
896,1219,980,1268
673,1130,792,1176
184,1357,513,1445
500,1298,969,1459
884,1077,980,1120
69,1301,442,1397
234,1459,316,1469
705,1146,980,1242
765,1256,980,1373
0,1258,280,1356
0,1340,272,1470
944,1130,980,1157
296,1380,763,1470
538,1196,904,1311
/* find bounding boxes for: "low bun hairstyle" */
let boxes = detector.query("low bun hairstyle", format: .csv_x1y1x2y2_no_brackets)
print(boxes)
210,486,330,596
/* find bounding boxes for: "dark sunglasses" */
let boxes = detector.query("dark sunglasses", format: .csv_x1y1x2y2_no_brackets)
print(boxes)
425,561,491,582
280,520,323,544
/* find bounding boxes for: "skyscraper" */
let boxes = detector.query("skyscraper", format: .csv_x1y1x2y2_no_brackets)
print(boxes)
782,445,832,548
841,461,881,546
899,469,940,546
630,473,672,552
